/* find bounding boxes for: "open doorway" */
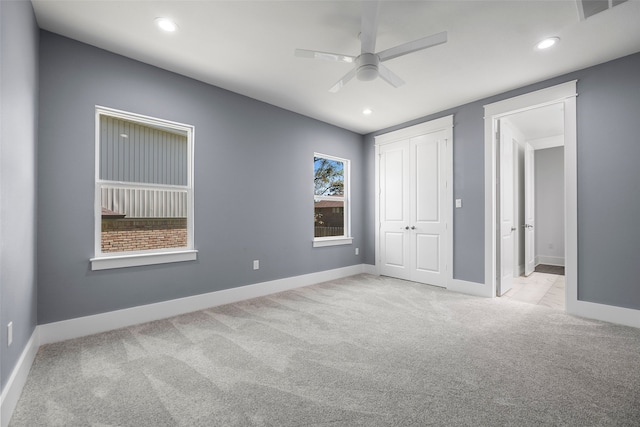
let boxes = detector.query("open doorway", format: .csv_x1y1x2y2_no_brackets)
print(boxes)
499,104,565,309
484,81,577,315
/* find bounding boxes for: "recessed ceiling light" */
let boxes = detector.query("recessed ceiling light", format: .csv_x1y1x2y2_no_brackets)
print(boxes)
155,18,178,33
536,37,559,50
362,108,373,115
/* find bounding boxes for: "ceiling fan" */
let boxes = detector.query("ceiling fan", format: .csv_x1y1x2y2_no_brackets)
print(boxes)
295,1,447,93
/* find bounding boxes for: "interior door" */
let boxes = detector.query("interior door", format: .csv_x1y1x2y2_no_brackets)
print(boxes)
524,142,536,276
379,140,411,281
498,121,515,296
410,131,448,287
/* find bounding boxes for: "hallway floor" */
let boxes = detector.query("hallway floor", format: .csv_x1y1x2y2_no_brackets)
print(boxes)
501,271,565,310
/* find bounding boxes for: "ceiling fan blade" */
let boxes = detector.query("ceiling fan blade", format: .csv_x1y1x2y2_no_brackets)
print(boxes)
294,49,355,63
329,68,357,93
378,63,405,88
360,0,380,54
378,31,447,62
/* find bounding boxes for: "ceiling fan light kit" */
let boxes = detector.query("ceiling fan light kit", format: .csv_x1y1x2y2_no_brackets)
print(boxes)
295,0,447,92
356,54,380,81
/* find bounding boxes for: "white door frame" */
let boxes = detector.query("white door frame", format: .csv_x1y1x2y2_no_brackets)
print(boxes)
374,115,453,288
523,142,536,277
484,81,577,304
485,81,640,328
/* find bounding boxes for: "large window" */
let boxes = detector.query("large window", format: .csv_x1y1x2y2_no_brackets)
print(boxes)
313,154,352,247
91,107,196,270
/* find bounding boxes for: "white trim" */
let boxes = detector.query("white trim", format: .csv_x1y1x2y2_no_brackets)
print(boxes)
1,328,39,427
90,249,198,270
447,279,492,298
484,81,577,302
312,237,353,247
375,115,454,145
363,264,377,275
373,138,381,276
483,83,577,119
39,264,366,345
313,153,351,245
563,83,579,318
374,115,453,287
568,301,640,329
93,106,196,268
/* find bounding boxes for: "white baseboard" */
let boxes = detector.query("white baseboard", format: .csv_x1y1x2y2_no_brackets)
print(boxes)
362,264,377,275
567,299,640,329
1,328,39,427
38,264,366,345
447,278,492,297
536,255,565,267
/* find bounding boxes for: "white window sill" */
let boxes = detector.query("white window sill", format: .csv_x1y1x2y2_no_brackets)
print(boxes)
312,237,353,248
90,250,198,271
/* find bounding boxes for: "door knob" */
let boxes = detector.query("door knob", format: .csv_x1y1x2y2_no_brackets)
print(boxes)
411,226,416,230
403,226,409,230
511,227,516,232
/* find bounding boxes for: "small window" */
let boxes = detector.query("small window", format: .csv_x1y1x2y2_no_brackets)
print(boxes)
91,107,196,270
313,154,352,247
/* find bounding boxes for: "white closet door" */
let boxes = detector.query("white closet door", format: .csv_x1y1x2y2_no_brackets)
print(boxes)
379,140,411,281
378,129,448,287
410,131,448,286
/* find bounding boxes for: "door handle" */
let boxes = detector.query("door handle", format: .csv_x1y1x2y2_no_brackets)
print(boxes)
411,226,416,230
402,226,409,230
511,227,516,232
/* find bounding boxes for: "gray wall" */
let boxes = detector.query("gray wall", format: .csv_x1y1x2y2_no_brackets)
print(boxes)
576,53,640,309
364,52,640,310
38,32,364,324
0,0,39,390
535,147,565,265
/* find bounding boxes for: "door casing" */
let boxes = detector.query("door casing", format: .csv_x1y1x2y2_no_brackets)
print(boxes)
523,142,536,277
484,81,577,309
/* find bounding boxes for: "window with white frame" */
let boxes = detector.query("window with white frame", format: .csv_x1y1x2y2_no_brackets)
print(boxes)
91,107,196,270
313,154,352,247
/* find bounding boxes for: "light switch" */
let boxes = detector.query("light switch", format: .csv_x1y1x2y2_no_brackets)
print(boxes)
455,199,462,208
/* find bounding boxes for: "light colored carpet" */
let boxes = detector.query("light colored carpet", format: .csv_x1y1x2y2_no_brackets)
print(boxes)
10,274,640,426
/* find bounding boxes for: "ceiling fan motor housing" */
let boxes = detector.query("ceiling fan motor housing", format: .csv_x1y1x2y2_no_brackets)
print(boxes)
356,53,380,81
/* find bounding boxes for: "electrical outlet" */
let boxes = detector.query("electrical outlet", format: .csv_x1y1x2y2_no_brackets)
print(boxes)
355,248,359,255
253,260,259,270
7,322,13,347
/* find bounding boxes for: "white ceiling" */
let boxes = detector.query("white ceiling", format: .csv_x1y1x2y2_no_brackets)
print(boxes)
506,102,564,142
31,0,640,134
